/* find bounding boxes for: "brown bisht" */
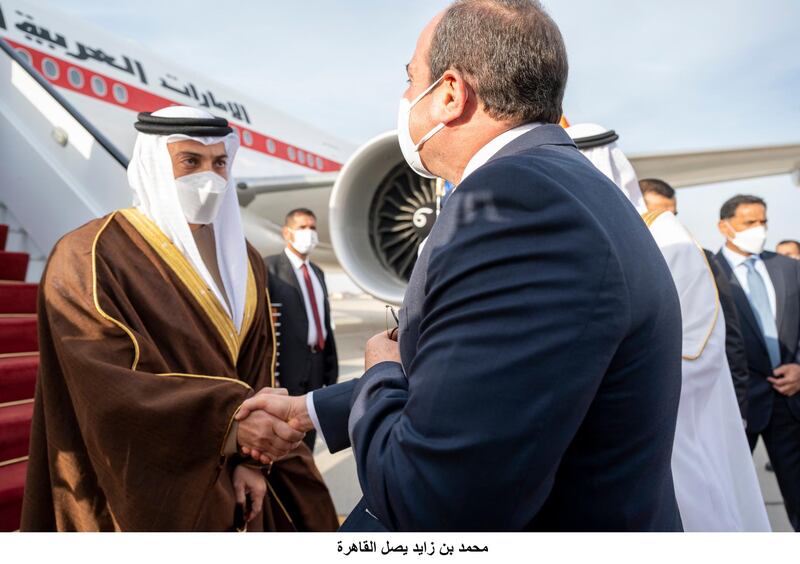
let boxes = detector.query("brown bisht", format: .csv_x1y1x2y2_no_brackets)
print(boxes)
21,208,338,531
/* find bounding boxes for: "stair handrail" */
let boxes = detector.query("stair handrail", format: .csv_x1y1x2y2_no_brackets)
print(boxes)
0,37,130,169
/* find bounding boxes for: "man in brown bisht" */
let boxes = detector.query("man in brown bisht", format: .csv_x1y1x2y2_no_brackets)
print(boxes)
21,106,338,532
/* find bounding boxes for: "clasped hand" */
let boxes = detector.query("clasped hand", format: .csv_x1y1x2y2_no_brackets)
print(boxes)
769,363,800,397
235,330,400,465
235,388,313,465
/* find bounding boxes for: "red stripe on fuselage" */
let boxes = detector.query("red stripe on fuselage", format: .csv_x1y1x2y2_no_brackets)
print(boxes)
6,39,342,172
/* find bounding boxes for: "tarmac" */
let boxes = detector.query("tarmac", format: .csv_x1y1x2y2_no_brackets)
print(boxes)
315,295,793,531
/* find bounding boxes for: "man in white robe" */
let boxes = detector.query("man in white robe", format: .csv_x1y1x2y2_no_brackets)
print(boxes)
567,123,771,532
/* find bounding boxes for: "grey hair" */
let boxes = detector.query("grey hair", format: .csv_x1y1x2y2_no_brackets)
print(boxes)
428,0,568,124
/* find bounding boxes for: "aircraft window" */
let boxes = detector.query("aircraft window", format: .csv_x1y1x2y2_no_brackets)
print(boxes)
266,139,276,154
67,67,84,89
112,83,128,104
42,58,60,80
316,157,324,170
242,130,253,146
15,48,32,65
287,147,296,161
297,150,306,165
91,76,108,97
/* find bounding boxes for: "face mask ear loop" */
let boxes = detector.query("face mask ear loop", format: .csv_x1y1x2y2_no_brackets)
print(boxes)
414,123,446,152
410,75,445,107
410,76,447,152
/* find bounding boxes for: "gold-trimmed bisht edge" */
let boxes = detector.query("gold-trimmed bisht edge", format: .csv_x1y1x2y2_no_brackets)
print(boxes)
92,212,141,370
156,372,252,390
267,482,296,529
119,208,240,364
640,210,720,361
266,288,277,388
218,402,246,457
681,240,721,361
238,261,257,342
641,209,666,228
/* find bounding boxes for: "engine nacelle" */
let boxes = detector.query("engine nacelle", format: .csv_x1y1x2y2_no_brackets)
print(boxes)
329,130,438,304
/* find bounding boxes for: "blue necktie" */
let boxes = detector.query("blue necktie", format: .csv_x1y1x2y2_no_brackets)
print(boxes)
743,257,781,367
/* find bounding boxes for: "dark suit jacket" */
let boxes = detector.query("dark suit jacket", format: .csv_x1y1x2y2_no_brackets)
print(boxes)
265,252,337,396
704,249,750,419
715,249,800,432
315,125,683,531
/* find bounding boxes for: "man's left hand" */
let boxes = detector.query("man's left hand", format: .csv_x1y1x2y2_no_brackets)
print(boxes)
768,363,800,397
365,331,401,371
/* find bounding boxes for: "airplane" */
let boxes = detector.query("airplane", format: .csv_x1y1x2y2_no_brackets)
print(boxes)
2,0,800,306
2,0,800,535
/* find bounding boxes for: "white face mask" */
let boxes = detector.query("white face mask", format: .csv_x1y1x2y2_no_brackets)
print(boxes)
174,171,229,225
728,223,767,255
397,75,445,179
291,228,319,256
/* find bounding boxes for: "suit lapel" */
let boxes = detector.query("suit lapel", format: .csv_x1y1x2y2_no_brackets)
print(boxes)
278,252,309,339
763,253,786,334
716,250,768,353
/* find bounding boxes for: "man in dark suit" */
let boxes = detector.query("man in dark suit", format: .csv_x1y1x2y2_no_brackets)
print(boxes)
238,0,683,531
716,194,800,531
264,208,337,450
704,248,751,421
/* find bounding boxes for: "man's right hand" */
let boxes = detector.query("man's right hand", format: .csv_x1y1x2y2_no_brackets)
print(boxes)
235,388,313,464
236,405,305,463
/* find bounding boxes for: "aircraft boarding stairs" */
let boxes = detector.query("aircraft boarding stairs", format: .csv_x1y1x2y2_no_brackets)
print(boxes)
0,212,38,531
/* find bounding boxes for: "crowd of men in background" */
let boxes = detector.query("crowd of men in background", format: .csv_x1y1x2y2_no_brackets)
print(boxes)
639,179,800,531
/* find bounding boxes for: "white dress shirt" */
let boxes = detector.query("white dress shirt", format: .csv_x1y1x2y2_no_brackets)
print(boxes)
721,245,777,318
284,247,327,347
459,122,543,185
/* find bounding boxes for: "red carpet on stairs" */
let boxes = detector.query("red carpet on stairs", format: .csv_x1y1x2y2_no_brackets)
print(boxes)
0,222,38,531
0,355,38,404
0,402,33,462
0,251,29,282
0,317,38,355
0,461,27,531
0,283,38,314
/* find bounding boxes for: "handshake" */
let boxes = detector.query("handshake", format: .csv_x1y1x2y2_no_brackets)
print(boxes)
234,330,401,464
235,388,314,464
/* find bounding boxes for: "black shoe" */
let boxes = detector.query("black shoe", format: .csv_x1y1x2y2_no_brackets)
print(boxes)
765,461,774,472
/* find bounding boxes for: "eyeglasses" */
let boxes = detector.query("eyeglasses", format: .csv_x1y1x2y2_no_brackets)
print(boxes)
385,305,399,339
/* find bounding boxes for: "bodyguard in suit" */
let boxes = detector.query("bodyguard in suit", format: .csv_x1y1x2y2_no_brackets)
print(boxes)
238,0,683,531
265,208,338,450
716,194,800,531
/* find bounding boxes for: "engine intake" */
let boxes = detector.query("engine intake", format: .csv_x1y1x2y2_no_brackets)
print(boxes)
329,130,437,304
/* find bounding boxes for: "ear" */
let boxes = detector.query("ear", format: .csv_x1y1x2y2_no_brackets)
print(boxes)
430,69,469,124
718,220,731,238
282,226,292,241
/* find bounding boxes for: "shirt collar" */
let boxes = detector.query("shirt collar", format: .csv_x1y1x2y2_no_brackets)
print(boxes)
284,247,308,270
460,122,543,185
721,244,761,268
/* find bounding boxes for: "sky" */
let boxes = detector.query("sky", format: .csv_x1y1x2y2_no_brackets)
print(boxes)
53,0,800,249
